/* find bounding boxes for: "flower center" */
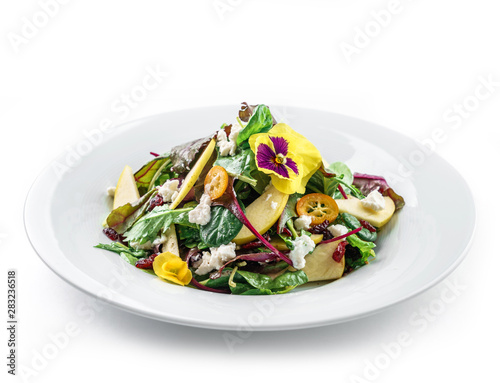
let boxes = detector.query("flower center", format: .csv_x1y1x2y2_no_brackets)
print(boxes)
275,153,286,165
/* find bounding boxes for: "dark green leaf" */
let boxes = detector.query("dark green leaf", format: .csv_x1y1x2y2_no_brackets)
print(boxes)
236,269,308,290
237,105,274,147
338,212,377,242
199,205,244,247
177,225,208,249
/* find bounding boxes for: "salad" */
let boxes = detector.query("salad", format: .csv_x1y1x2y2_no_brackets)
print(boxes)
96,103,405,295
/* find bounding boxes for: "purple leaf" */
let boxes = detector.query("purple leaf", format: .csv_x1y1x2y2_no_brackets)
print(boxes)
353,173,405,210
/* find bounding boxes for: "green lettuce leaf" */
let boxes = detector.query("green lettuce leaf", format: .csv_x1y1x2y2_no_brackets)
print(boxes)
94,242,148,265
345,234,376,269
214,148,258,187
124,205,194,245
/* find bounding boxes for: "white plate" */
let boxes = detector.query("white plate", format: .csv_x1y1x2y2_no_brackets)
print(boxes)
24,106,475,331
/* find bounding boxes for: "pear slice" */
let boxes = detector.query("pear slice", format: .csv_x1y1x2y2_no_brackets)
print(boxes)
233,185,289,245
270,234,324,251
335,195,395,228
161,224,179,256
170,139,216,210
113,165,140,210
299,240,345,282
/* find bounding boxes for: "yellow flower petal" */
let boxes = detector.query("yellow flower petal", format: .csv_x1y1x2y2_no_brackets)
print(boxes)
270,123,322,193
249,123,322,194
153,252,192,286
250,133,302,181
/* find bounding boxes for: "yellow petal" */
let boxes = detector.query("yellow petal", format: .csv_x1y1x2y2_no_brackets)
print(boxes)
153,252,192,286
270,123,322,194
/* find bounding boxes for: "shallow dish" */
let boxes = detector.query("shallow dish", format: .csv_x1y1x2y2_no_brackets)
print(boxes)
24,106,475,330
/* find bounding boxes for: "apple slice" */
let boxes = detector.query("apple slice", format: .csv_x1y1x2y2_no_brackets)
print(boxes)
298,240,345,282
233,185,289,245
162,224,179,256
170,139,216,209
335,195,395,228
270,234,323,251
113,165,140,210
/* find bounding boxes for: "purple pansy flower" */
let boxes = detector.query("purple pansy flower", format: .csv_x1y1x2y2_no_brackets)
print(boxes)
256,136,299,179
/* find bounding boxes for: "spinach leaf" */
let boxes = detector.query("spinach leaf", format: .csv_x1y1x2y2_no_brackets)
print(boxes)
228,270,308,295
236,269,308,290
237,105,274,147
214,148,258,187
106,189,156,234
134,156,169,196
124,205,194,245
338,212,377,242
306,169,338,196
170,135,213,174
199,205,244,247
177,225,208,249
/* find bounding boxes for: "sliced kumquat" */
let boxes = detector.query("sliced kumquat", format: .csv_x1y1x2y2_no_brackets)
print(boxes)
296,193,339,226
204,166,229,200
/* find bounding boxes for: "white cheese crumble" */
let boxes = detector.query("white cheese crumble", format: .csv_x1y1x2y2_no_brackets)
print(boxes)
106,186,116,197
328,224,349,238
360,190,386,212
271,201,278,210
195,242,237,275
157,179,180,203
294,215,312,230
188,193,212,226
288,235,316,270
216,124,242,157
129,240,153,250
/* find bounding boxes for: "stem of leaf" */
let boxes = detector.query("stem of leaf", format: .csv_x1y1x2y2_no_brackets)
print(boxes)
286,220,298,239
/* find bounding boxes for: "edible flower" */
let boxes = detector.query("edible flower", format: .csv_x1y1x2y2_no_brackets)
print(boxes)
153,251,192,286
249,123,322,194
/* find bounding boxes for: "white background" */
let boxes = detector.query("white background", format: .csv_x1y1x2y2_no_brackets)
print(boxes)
1,1,498,382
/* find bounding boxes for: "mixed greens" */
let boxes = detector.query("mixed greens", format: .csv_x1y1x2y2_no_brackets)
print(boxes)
96,103,404,295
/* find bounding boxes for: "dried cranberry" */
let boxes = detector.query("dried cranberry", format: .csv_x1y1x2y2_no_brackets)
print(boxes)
148,194,164,211
135,253,159,269
308,220,333,240
360,220,377,233
332,241,348,263
280,227,293,237
103,228,120,241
